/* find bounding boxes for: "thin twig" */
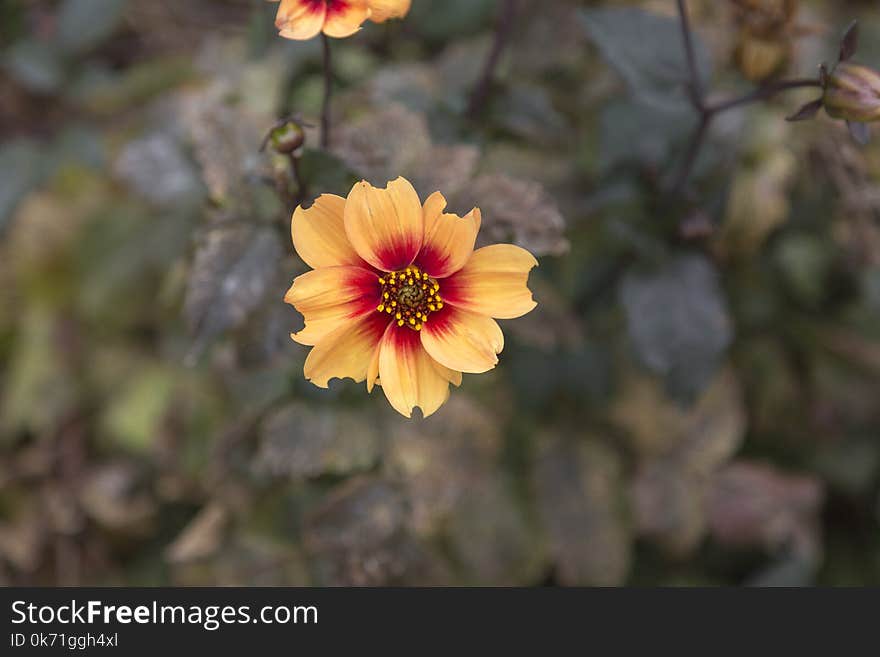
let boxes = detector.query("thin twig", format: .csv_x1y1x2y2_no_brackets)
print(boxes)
676,0,705,111
320,33,333,148
669,0,821,194
467,0,519,118
670,114,711,196
707,79,822,115
289,152,307,205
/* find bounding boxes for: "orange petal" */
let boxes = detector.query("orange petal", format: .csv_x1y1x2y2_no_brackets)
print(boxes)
323,0,370,38
303,311,389,388
433,360,463,387
344,177,424,272
378,324,452,418
415,191,480,278
442,244,538,319
275,0,326,40
291,194,367,269
420,306,504,374
284,265,380,346
367,0,411,22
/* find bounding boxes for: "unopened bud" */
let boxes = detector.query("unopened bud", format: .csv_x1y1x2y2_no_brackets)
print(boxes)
823,63,880,123
268,121,306,155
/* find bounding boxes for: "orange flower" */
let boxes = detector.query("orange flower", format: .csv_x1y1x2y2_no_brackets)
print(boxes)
270,0,411,41
284,177,538,418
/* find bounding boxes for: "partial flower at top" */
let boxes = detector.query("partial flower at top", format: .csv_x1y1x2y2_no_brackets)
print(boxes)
270,0,411,41
284,177,539,418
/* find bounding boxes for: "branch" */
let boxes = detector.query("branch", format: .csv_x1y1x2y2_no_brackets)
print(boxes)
707,79,822,115
676,0,705,111
467,0,519,118
669,1,821,195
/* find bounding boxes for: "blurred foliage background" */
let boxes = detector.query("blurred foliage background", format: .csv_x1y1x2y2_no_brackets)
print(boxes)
1,0,879,586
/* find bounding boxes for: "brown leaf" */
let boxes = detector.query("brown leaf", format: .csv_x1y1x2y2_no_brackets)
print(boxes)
165,503,229,564
254,403,382,480
303,477,449,586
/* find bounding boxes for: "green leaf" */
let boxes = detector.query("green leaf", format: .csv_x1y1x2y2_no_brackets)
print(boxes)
579,7,711,111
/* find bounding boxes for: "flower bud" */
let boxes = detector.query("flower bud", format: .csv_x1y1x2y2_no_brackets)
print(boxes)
823,63,880,123
268,121,306,155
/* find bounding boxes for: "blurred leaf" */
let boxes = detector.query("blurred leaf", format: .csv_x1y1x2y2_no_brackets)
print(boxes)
598,99,693,174
494,84,569,144
332,103,433,187
709,460,824,561
169,534,308,586
182,84,269,209
446,474,545,586
408,0,495,43
579,7,711,111
408,144,479,202
0,306,75,439
775,234,835,308
113,132,202,206
101,365,175,454
383,396,503,535
304,477,448,585
534,434,631,586
254,403,381,480
4,39,65,94
165,503,229,564
717,150,796,257
70,56,196,115
184,224,283,356
0,139,46,234
618,369,746,555
620,254,733,399
57,0,129,55
78,461,156,533
455,174,569,257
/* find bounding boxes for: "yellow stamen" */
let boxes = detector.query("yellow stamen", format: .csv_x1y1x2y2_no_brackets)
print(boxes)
377,304,385,312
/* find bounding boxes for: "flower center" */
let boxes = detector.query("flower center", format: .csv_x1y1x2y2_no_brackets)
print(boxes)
376,265,443,331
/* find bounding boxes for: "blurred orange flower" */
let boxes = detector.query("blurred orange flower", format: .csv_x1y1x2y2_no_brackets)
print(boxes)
270,0,411,41
284,177,538,418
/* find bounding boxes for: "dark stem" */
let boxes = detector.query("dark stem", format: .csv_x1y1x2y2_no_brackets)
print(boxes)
467,0,519,118
670,114,711,196
670,0,821,194
676,0,705,111
706,78,822,115
289,152,307,205
320,33,332,149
